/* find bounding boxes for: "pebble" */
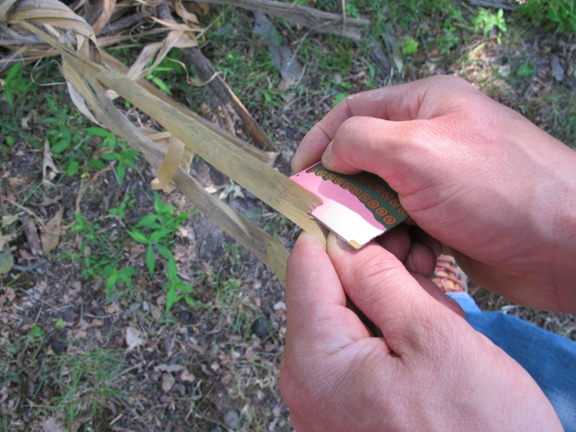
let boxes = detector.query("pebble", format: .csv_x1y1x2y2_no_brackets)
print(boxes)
251,317,273,340
223,410,239,429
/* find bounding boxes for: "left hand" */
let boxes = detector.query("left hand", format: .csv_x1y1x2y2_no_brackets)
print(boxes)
279,232,562,431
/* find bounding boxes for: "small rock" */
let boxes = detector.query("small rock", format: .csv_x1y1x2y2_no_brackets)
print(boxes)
223,410,240,429
51,340,67,355
551,56,565,82
251,317,273,340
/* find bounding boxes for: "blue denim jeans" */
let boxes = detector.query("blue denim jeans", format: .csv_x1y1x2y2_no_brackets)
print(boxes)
448,292,576,431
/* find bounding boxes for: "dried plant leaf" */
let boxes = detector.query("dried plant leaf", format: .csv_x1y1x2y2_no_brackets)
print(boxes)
151,135,185,191
42,139,59,182
41,206,63,253
85,0,116,35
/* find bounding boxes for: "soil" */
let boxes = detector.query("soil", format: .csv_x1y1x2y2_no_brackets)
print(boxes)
1,4,576,431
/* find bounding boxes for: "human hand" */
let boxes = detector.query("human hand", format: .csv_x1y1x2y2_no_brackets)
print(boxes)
291,76,576,312
279,232,562,431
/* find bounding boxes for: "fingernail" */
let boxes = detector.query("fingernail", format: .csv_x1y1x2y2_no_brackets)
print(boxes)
328,232,354,251
321,141,333,166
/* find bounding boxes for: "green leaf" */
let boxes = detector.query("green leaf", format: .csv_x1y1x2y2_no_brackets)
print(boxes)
165,286,181,311
86,126,112,138
106,268,118,291
100,152,120,161
88,158,106,170
4,88,14,109
156,244,173,261
166,257,178,281
149,229,172,243
127,229,150,244
145,245,156,275
66,160,80,176
119,266,137,282
29,325,45,341
6,62,22,82
117,162,126,186
136,214,159,228
51,140,70,154
517,61,536,77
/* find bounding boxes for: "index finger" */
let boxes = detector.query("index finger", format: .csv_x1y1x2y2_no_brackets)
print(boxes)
291,76,477,173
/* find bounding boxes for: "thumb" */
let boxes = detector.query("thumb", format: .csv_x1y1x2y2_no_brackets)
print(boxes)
326,233,465,354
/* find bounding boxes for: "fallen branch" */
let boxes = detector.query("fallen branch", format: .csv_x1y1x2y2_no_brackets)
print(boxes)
467,0,516,11
195,0,370,41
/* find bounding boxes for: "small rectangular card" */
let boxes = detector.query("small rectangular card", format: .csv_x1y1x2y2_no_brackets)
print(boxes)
290,162,408,249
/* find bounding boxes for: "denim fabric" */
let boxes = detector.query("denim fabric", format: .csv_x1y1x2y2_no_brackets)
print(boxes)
448,292,576,432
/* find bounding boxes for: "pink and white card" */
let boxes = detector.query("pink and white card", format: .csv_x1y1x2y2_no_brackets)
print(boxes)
290,163,408,248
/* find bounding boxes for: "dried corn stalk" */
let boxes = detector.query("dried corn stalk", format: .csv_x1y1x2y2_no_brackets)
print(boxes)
1,0,326,286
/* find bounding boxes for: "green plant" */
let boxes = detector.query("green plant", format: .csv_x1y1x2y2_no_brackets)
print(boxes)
515,0,576,34
128,193,195,310
402,38,419,55
87,127,138,186
517,60,536,77
71,212,134,300
472,8,507,44
0,62,29,109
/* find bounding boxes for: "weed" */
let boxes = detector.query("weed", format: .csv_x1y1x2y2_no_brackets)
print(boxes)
87,126,138,186
472,8,507,44
402,38,419,55
128,193,195,310
0,62,28,109
516,60,536,77
71,212,133,301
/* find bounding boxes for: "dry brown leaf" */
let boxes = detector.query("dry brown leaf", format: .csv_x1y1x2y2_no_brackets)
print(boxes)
180,369,195,383
42,139,59,182
151,135,184,192
41,418,66,432
40,206,63,254
125,326,145,350
126,30,197,82
85,0,116,35
161,373,175,393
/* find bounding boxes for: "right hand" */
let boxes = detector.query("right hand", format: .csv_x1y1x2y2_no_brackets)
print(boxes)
292,76,576,312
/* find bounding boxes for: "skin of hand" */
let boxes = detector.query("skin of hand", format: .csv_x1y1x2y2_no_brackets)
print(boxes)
279,232,563,432
291,76,576,312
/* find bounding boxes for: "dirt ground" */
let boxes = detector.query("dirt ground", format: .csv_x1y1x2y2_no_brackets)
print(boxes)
1,3,576,431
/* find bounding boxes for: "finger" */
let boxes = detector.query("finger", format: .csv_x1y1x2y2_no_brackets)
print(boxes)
292,77,478,174
411,273,466,318
285,232,372,350
376,225,411,262
326,234,465,354
405,241,437,277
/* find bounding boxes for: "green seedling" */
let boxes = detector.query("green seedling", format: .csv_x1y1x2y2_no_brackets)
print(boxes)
128,193,194,310
472,8,507,44
517,61,536,78
0,62,29,109
87,127,138,186
402,38,419,55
